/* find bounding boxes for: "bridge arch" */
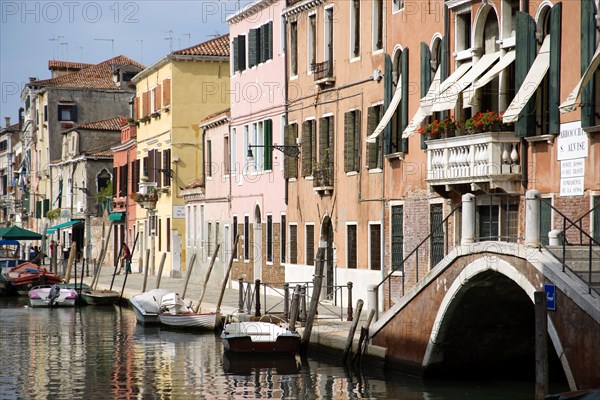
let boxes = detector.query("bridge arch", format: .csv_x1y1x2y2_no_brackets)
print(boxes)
422,257,574,387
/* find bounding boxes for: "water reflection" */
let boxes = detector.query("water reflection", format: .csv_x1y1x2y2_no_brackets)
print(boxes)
0,298,538,399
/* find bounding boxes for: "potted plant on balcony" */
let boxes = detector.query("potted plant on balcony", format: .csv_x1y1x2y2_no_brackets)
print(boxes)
418,119,440,140
130,186,159,209
465,111,513,134
438,116,459,138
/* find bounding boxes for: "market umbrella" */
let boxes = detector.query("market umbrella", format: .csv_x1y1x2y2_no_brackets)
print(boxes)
0,226,43,240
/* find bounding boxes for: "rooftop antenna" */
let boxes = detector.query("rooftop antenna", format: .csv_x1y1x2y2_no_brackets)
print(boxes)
49,35,64,59
207,31,221,38
94,38,115,58
72,46,84,62
183,33,191,46
59,42,69,61
164,30,173,52
133,40,144,64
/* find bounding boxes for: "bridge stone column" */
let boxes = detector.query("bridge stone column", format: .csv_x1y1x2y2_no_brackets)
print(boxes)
525,190,541,248
461,193,476,245
368,285,378,322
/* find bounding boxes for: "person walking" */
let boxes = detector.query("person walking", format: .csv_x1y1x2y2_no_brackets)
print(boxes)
118,242,132,274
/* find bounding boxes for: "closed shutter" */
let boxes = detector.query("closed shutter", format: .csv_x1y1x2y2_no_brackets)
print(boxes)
284,124,298,179
367,107,380,169
143,91,150,116
420,42,432,150
383,53,392,154
540,198,552,246
233,37,239,72
155,150,162,187
249,28,258,67
134,97,139,120
301,121,312,177
266,21,273,61
143,156,148,178
134,159,140,192
593,196,600,243
310,120,317,175
43,199,50,217
515,12,537,137
123,164,129,196
581,1,597,128
148,150,155,183
155,84,162,111
354,110,361,172
238,35,246,71
112,167,117,196
35,200,41,219
344,111,355,172
391,205,404,271
400,49,409,152
163,149,171,186
548,3,561,135
319,117,328,163
163,79,171,106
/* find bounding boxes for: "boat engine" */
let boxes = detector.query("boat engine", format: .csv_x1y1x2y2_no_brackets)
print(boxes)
48,284,60,306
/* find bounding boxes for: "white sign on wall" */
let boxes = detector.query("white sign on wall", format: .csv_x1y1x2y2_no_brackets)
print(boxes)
557,121,588,161
560,177,584,197
173,206,186,219
560,159,585,179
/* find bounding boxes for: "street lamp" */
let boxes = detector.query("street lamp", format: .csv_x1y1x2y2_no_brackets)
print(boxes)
246,143,300,161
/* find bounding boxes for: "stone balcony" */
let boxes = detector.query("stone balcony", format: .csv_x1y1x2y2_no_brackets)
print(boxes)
426,131,521,194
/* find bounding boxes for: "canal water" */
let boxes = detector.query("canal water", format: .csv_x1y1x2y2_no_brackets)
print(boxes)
0,297,547,399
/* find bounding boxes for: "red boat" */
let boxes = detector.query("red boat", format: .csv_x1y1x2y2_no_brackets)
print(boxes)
5,262,63,295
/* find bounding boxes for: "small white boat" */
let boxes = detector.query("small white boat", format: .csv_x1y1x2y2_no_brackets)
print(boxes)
129,288,170,325
28,284,78,307
158,292,219,330
221,319,301,354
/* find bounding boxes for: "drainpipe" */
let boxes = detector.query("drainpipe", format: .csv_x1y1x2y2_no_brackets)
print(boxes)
283,14,289,206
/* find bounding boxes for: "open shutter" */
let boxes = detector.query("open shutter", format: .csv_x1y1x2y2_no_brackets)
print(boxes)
367,107,379,169
344,111,354,172
134,97,139,120
328,116,334,165
400,49,409,152
155,150,162,187
35,200,41,219
43,199,50,217
71,105,78,122
284,124,298,179
233,37,239,72
112,167,117,196
163,79,171,106
383,54,392,154
548,2,562,135
155,84,162,111
354,110,361,172
421,43,432,150
163,149,171,186
319,117,328,163
249,29,258,67
266,21,273,61
301,121,311,177
311,120,317,175
263,119,272,170
515,12,537,137
581,0,596,128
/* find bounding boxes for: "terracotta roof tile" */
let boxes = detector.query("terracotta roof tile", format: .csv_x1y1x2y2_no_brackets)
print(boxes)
202,108,230,122
172,34,230,57
48,60,94,70
88,149,114,158
76,116,126,131
33,55,145,89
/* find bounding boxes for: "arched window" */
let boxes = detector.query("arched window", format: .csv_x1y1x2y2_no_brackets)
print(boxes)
480,8,500,113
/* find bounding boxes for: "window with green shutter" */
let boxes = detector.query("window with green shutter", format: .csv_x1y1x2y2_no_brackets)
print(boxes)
261,22,273,63
301,120,316,177
367,105,383,170
548,3,561,135
35,200,41,219
249,28,259,68
238,35,246,71
420,43,431,150
515,12,536,137
344,110,361,172
233,37,239,73
581,1,597,128
263,119,273,170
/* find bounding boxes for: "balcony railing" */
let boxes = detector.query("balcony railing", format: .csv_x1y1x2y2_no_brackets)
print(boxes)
312,60,334,84
426,131,521,193
312,161,334,194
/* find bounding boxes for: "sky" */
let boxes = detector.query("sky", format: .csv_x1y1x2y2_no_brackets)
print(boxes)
0,0,254,125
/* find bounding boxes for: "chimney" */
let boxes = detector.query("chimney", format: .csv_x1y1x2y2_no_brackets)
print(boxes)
29,77,37,82
4,117,10,128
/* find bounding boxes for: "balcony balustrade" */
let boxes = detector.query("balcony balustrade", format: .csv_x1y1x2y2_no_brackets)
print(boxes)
312,60,335,86
426,131,521,193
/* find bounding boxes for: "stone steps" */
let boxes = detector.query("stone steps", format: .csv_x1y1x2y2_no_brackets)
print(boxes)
547,245,600,292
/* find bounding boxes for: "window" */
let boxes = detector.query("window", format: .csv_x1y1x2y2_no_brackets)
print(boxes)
249,27,261,68
301,119,316,177
200,205,204,246
162,78,171,106
347,224,357,269
193,205,197,246
231,128,237,176
263,119,273,171
267,215,273,262
224,136,230,175
244,125,249,172
308,14,317,72
232,216,238,259
392,0,405,12
367,105,383,169
208,222,213,254
158,218,162,251
306,224,315,266
289,224,298,264
260,21,273,63
206,140,212,177
281,215,286,263
187,206,191,247
391,205,404,272
593,196,600,243
324,7,334,63
351,0,360,58
344,110,361,172
369,223,381,270
284,123,298,179
233,35,246,73
319,116,334,164
215,222,220,253
162,149,171,186
58,104,77,122
457,11,472,52
373,0,383,51
290,21,298,76
244,216,250,260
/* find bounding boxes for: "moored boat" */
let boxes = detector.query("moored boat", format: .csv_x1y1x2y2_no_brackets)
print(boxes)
81,289,121,305
28,284,77,307
158,292,219,330
220,319,301,354
130,288,170,325
5,262,62,295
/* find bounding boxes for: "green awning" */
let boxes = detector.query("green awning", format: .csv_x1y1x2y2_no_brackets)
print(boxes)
109,212,124,221
47,220,82,235
0,226,43,240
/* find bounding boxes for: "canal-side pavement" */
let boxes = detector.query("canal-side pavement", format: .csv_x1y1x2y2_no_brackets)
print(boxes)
83,268,387,367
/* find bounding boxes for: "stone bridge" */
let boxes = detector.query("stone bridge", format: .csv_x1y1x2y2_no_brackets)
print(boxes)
369,241,600,391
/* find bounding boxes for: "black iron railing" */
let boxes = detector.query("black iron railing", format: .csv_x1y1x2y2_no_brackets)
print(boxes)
312,60,333,81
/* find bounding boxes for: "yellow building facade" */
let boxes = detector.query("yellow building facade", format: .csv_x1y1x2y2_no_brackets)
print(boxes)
132,35,230,277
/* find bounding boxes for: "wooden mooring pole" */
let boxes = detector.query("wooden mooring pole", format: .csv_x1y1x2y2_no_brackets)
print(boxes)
142,249,150,292
194,244,220,313
300,246,325,355
180,253,196,300
216,235,240,314
342,299,363,362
